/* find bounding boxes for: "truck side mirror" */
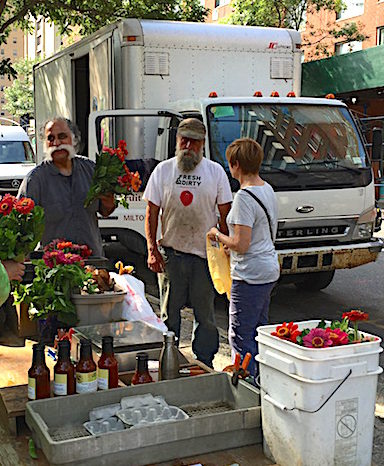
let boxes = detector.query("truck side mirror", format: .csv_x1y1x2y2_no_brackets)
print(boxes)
371,127,383,161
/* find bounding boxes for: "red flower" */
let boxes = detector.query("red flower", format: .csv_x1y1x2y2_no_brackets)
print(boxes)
0,193,16,215
325,327,349,346
131,171,141,192
118,140,128,156
342,310,369,322
15,197,35,214
272,321,301,343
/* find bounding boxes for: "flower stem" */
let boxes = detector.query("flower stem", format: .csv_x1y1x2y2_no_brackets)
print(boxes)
354,321,359,341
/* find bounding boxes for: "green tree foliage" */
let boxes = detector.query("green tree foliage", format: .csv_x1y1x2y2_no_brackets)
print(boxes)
225,1,367,59
3,57,39,118
0,0,208,76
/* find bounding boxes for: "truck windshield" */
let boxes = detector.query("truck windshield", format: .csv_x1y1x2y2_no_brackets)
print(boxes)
207,103,371,190
0,141,35,164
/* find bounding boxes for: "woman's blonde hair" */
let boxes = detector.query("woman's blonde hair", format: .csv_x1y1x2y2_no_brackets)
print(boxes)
226,138,264,175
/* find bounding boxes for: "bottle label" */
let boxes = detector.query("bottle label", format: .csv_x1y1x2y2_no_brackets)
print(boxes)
76,371,97,393
97,368,109,390
53,373,67,396
28,377,36,400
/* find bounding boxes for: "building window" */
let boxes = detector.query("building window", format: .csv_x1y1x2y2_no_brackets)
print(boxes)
0,75,4,80
0,49,4,55
12,37,17,44
335,41,363,55
377,27,384,46
1,99,4,104
36,36,41,46
13,50,17,56
336,1,364,20
0,86,3,91
215,0,220,6
0,112,4,116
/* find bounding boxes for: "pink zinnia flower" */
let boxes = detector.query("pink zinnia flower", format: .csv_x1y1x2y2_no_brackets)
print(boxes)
43,250,66,268
325,327,349,346
303,328,333,348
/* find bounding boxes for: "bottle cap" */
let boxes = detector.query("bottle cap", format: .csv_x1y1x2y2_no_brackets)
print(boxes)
136,352,149,361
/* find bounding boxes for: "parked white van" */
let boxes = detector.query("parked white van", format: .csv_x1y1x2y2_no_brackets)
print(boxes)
0,120,35,195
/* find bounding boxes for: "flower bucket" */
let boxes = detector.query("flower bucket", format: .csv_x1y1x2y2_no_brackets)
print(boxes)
71,289,127,326
256,320,383,466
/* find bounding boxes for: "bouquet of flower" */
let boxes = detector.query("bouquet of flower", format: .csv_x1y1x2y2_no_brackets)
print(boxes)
0,194,44,262
84,140,141,209
44,239,92,259
271,310,375,348
13,240,97,326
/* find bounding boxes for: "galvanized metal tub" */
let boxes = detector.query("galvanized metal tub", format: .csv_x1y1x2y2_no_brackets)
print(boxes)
26,373,261,465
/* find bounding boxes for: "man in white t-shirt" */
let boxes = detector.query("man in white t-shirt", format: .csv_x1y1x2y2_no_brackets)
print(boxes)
143,118,233,367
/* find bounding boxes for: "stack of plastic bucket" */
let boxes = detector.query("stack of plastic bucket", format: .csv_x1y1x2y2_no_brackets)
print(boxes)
256,320,383,466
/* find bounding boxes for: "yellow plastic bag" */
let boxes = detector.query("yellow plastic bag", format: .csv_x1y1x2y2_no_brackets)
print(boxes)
206,236,231,300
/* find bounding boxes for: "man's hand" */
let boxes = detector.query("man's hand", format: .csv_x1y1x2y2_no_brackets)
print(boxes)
2,260,25,281
147,248,165,273
99,193,116,217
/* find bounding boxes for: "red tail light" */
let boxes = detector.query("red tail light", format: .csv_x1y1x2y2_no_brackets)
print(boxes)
270,91,280,97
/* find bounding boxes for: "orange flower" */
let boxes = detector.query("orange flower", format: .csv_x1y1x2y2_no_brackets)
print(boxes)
15,197,35,214
272,322,301,343
131,172,141,192
56,241,73,250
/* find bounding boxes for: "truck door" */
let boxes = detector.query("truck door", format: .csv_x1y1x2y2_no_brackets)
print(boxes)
73,55,90,156
89,39,114,150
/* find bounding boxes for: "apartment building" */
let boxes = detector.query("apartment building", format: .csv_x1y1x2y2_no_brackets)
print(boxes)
0,29,24,121
205,0,233,23
302,0,384,117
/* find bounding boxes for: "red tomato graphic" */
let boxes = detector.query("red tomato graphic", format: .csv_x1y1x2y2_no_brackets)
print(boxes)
180,190,193,206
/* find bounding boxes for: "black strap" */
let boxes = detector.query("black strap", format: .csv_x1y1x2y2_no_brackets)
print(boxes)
242,188,274,243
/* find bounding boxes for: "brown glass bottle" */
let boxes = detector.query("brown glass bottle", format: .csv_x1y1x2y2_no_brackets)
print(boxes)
76,339,97,394
54,340,75,396
131,352,153,385
28,344,50,400
97,336,119,390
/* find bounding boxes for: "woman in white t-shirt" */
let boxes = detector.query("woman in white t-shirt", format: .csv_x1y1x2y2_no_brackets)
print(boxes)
208,138,280,377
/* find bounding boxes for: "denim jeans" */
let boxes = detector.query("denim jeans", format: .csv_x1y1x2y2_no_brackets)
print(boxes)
158,247,219,367
229,279,277,377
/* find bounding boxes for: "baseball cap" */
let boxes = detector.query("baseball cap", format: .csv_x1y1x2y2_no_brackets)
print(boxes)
177,118,206,140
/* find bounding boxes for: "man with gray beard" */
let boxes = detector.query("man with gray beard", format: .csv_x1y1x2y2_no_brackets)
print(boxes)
144,118,232,367
18,118,115,256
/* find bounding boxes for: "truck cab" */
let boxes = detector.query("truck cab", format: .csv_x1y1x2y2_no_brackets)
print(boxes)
0,120,36,196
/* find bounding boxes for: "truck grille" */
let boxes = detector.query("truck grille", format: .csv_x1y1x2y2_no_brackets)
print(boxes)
0,179,23,192
277,225,347,239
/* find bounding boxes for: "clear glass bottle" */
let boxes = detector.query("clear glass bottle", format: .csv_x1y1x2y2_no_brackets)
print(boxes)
131,352,153,385
54,340,75,396
76,339,97,394
28,344,50,400
97,336,119,390
159,331,179,381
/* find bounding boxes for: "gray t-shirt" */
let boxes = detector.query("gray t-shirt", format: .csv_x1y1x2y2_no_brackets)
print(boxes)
18,156,103,256
227,182,280,284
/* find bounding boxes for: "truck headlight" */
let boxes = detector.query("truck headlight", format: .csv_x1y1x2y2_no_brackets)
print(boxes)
353,206,376,239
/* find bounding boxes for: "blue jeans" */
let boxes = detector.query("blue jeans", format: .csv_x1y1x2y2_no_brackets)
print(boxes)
229,280,276,377
158,247,219,367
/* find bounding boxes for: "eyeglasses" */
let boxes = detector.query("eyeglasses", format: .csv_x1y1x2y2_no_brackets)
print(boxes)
46,132,70,142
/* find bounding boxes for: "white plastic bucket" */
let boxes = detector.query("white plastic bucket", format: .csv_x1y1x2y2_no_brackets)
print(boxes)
256,320,383,466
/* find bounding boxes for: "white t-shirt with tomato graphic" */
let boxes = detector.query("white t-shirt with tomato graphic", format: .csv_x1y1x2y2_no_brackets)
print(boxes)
143,157,232,259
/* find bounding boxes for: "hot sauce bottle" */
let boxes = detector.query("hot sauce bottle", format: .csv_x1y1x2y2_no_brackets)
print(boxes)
76,339,97,394
28,344,50,400
97,336,119,390
131,352,154,385
54,340,75,396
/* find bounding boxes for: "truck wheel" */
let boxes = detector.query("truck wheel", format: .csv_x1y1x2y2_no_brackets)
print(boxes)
294,270,335,291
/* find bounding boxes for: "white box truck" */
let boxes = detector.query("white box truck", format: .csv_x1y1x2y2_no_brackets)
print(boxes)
33,19,382,290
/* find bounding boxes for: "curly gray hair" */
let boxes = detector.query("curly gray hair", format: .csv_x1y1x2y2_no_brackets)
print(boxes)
40,117,82,153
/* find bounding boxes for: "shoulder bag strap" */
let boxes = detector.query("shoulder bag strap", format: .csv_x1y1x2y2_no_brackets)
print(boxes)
242,188,274,243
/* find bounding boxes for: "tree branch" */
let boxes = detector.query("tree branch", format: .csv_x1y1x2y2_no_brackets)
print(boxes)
0,0,8,18
0,0,41,35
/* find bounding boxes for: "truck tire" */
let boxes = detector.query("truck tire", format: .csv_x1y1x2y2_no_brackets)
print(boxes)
294,270,335,291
